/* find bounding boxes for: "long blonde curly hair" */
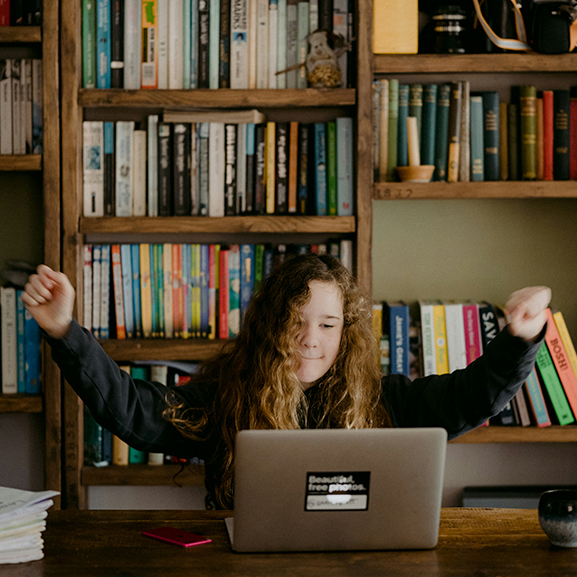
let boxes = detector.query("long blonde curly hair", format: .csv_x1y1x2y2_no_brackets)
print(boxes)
163,253,390,509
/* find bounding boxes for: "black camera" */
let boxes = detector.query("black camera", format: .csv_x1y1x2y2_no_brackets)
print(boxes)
529,0,577,54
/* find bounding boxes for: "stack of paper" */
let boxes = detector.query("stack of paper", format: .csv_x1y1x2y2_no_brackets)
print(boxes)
0,486,59,564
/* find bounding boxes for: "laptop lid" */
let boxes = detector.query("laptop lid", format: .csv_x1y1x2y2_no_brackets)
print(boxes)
228,427,447,552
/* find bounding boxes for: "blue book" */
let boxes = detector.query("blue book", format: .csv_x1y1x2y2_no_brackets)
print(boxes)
154,244,165,338
130,244,142,338
482,91,500,181
149,244,157,337
120,244,135,338
240,244,255,328
383,301,410,377
182,244,192,338
99,244,111,339
190,0,198,88
470,95,484,181
24,309,42,394
101,428,113,465
228,244,241,337
263,246,275,279
397,84,409,168
16,291,25,393
336,117,353,216
183,0,191,89
96,0,111,88
313,123,327,216
421,84,438,166
200,244,209,338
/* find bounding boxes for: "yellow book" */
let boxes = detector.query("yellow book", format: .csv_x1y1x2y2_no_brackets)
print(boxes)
139,243,152,338
553,310,577,379
372,303,383,368
373,0,418,55
432,301,449,374
266,122,276,214
141,0,158,88
163,243,173,339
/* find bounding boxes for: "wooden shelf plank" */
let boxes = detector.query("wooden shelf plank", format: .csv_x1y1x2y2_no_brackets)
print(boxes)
99,339,226,361
0,26,41,43
79,88,356,108
451,425,577,443
0,155,42,171
373,180,577,200
374,53,577,74
0,394,43,413
82,464,205,486
80,215,356,234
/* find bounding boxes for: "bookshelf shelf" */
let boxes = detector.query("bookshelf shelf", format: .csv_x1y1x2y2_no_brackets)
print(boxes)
82,464,205,486
99,339,225,362
79,88,356,108
373,180,577,200
0,155,42,171
0,26,41,43
0,394,43,413
452,426,577,444
80,215,356,234
373,53,577,74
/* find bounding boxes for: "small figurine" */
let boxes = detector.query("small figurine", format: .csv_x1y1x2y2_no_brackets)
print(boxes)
306,30,342,88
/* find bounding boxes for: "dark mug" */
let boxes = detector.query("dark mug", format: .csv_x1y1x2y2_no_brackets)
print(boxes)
538,489,577,547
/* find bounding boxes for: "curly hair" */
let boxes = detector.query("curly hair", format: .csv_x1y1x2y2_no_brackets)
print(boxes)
163,253,390,509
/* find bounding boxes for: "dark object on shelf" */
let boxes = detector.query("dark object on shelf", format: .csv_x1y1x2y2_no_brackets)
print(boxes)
430,5,468,54
0,260,36,289
529,0,577,54
539,489,577,547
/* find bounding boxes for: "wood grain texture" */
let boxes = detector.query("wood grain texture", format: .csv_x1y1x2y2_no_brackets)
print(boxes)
452,425,577,443
82,464,205,486
0,27,41,43
99,339,226,361
2,509,573,576
0,394,42,413
0,155,41,170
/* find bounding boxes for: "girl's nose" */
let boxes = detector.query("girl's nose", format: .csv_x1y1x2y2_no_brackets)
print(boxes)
298,326,318,348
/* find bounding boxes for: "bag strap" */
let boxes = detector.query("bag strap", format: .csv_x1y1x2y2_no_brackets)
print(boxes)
471,0,533,51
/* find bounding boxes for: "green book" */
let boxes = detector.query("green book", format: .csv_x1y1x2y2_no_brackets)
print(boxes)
508,102,519,181
519,85,537,180
386,79,399,182
470,95,484,181
409,84,423,141
254,244,265,293
421,84,438,166
154,244,164,338
326,121,337,216
434,83,451,181
535,343,575,426
128,366,150,464
397,84,409,167
82,0,97,88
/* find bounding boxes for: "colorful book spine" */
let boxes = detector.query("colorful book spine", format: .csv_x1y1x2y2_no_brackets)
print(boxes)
240,244,255,328
386,79,399,182
275,122,288,213
313,122,327,215
383,301,410,377
326,120,337,215
172,244,183,338
91,245,102,338
265,122,276,214
110,244,126,339
82,0,97,88
100,244,111,339
553,89,570,181
397,84,409,168
130,244,142,338
499,101,509,181
524,368,552,427
245,123,256,213
200,244,210,338
162,243,173,338
542,90,554,181
447,81,462,183
536,96,544,181
482,91,499,181
462,302,483,364
96,0,112,88
443,302,467,372
228,244,241,337
519,85,537,180
421,84,437,167
553,310,577,382
287,121,299,213
432,301,449,375
141,0,158,88
470,95,484,181
139,243,153,338
297,122,309,214
219,0,231,88
458,81,470,182
120,244,135,338
336,117,353,216
219,248,230,338
434,83,451,181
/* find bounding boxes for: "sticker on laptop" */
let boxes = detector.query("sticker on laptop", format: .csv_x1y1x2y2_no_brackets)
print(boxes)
305,472,371,511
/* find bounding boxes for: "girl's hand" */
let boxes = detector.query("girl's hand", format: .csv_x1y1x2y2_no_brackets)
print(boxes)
21,265,76,339
505,286,552,343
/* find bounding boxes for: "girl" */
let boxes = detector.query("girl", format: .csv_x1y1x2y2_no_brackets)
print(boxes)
23,254,550,509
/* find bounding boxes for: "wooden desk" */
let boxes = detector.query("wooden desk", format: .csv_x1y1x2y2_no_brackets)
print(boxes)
5,508,577,576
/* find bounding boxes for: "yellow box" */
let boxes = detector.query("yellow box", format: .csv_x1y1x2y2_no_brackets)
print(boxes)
373,0,419,54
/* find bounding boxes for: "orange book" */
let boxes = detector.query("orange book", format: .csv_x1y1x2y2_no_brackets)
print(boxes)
139,244,152,338
172,244,183,338
219,249,229,339
536,97,544,181
288,121,299,213
544,308,577,419
110,244,126,339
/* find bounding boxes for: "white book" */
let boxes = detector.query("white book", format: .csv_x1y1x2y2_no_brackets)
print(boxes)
31,59,42,154
120,244,135,338
157,0,169,89
332,0,347,87
100,244,111,339
132,129,147,216
296,2,309,88
91,245,102,338
268,0,278,89
339,239,353,274
443,301,468,372
285,0,298,88
230,0,249,89
11,59,22,154
1,287,17,394
82,121,105,217
22,58,33,153
336,117,353,216
0,60,12,154
248,0,258,89
163,243,174,338
123,0,142,89
115,120,135,217
190,123,199,215
208,122,225,217
147,115,159,216
168,0,184,89
308,0,318,32
256,0,268,89
276,0,286,88
236,123,247,213
419,300,437,377
209,0,220,89
83,244,93,332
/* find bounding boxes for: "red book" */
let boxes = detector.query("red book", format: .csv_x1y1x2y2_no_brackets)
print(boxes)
110,245,126,340
542,90,554,181
219,249,229,339
208,244,217,340
571,88,577,179
544,307,577,420
172,244,183,338
0,0,10,26
462,302,483,365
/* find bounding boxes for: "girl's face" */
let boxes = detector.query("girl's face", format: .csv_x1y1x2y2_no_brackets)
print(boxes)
296,281,344,389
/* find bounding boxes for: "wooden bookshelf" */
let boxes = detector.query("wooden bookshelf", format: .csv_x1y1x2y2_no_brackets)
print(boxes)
0,155,42,171
0,26,41,43
452,426,577,444
99,339,225,362
0,395,43,413
82,464,205,486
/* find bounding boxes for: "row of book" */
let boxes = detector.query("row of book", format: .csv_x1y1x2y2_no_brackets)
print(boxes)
0,286,42,395
83,363,206,466
373,300,577,428
0,59,43,155
83,112,354,218
373,80,577,184
83,240,353,341
82,0,354,90
0,0,42,26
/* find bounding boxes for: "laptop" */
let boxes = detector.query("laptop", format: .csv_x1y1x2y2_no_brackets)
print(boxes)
225,427,447,552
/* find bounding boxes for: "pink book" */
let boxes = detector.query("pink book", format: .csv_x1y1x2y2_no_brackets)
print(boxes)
462,302,483,365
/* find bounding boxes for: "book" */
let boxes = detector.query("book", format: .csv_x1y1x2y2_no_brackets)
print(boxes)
499,101,509,181
0,60,12,154
377,78,388,182
236,123,247,213
130,244,142,338
542,90,554,181
91,245,102,338
419,300,436,376
481,91,499,181
228,244,241,337
208,123,225,217
168,0,184,88
286,0,298,88
296,1,309,89
268,0,278,89
82,0,97,88
131,129,146,216
536,96,544,181
397,84,409,168
507,102,519,181
431,300,449,375
230,0,249,88
219,0,231,88
421,84,437,168
189,0,199,88
157,121,171,216
256,0,268,88
240,244,255,327
172,123,192,216
519,85,537,180
115,120,134,217
408,83,422,143
110,245,126,339
120,244,135,338
16,291,25,393
386,79,399,182
265,122,276,213
11,59,21,155
225,123,237,215
146,115,158,216
100,244,111,339
31,59,42,154
297,122,309,214
83,244,93,332
382,301,410,377
209,0,220,89
325,121,337,215
336,117,353,216
219,248,230,338
434,83,451,181
141,0,158,88
524,367,552,427
22,59,32,154
172,244,183,338
255,123,266,213
275,122,288,213
162,243,173,338
447,81,462,183
103,122,114,216
140,244,153,338
96,0,111,88
110,0,124,88
462,302,483,365
553,89,570,181
458,81,470,182
287,121,299,213
470,95,484,181
372,0,418,54
332,0,348,86
198,0,209,88
82,121,104,217
1,286,17,393
313,123,327,215
24,309,41,395
123,0,141,89
443,301,467,372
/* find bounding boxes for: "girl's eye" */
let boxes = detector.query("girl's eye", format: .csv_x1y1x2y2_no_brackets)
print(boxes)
322,324,335,329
